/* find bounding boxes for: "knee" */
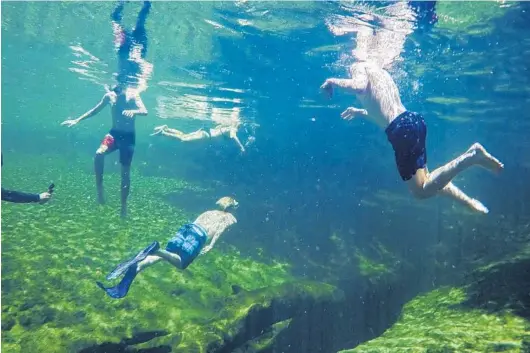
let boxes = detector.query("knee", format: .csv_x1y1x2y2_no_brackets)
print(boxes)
95,147,107,156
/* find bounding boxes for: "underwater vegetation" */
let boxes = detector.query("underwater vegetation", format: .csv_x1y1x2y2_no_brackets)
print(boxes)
341,244,530,353
0,153,300,352
2,151,529,352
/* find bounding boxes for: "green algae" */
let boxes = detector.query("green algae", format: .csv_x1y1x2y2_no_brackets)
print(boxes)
340,286,530,353
436,1,509,35
1,152,310,352
437,115,472,123
426,97,470,105
355,250,390,279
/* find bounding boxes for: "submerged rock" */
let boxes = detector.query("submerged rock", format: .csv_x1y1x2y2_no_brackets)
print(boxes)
339,248,530,353
68,281,343,353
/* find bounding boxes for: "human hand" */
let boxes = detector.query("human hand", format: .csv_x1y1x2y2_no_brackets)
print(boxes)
61,118,79,127
320,80,333,99
39,192,52,204
341,107,367,121
122,110,137,118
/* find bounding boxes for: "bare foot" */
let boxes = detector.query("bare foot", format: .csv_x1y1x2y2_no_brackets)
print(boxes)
150,125,167,136
468,143,504,173
469,198,489,214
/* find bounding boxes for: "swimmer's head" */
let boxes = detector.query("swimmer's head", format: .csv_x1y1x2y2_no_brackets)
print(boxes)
216,197,239,211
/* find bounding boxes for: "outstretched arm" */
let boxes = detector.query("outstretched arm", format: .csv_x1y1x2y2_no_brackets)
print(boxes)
1,188,40,203
230,129,245,153
61,94,110,127
320,63,369,97
200,233,222,255
320,77,368,97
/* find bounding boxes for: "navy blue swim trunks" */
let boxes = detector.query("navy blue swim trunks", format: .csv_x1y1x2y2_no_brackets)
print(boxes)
385,111,427,181
100,129,136,166
166,223,208,269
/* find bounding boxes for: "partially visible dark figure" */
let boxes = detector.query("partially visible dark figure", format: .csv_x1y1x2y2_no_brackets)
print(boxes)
1,154,53,204
111,1,152,89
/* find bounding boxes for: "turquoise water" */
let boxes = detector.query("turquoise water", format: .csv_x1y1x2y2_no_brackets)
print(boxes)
2,1,530,352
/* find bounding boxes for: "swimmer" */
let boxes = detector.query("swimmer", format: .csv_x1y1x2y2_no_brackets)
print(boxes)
96,197,239,299
151,123,247,153
111,0,153,92
61,84,148,218
320,61,504,214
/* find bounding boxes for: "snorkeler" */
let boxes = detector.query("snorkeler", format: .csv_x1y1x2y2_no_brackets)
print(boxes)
60,84,148,218
320,61,504,214
1,154,53,204
151,108,257,153
96,197,239,299
112,0,153,92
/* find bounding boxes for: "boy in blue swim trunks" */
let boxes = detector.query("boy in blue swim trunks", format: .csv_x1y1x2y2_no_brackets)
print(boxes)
96,197,238,299
320,61,504,214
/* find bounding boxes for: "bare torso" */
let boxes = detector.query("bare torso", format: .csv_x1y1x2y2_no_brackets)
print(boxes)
194,210,237,241
109,90,139,132
354,62,407,129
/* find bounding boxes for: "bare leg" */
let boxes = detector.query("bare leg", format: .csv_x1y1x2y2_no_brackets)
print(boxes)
120,165,131,218
162,129,210,142
136,249,183,272
409,143,503,198
136,255,163,273
440,182,489,214
94,152,106,204
164,127,186,135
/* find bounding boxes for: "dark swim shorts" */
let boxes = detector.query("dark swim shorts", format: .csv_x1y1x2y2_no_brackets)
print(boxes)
385,111,427,181
166,223,208,269
100,129,136,166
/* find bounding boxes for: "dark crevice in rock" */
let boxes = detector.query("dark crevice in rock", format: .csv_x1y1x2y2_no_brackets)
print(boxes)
122,330,170,346
461,255,530,318
78,330,171,353
209,274,422,353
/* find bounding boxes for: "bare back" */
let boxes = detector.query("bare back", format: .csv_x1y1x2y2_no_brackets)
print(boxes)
194,210,237,241
354,62,407,128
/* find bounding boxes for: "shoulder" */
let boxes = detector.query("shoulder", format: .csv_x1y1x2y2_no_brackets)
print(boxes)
103,92,116,103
